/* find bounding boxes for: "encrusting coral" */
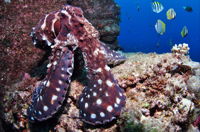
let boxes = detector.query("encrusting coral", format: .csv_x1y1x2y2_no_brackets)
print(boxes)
2,50,200,131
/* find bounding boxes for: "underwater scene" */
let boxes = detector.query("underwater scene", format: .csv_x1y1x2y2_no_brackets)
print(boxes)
0,0,200,132
115,0,200,62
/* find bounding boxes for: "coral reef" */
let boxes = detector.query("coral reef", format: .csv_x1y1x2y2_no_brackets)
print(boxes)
171,43,190,55
1,52,200,131
67,0,121,49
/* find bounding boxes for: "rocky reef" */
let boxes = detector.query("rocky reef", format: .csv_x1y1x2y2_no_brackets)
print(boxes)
1,0,200,132
1,51,200,131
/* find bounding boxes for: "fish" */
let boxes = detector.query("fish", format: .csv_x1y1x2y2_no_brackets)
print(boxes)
181,26,188,38
166,8,176,20
183,6,193,12
151,1,164,13
155,19,166,35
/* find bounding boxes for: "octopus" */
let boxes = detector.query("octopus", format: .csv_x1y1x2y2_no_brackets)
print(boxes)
28,5,126,125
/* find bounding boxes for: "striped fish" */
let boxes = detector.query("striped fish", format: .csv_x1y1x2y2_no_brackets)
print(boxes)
155,19,166,35
181,26,188,38
152,1,164,13
166,8,176,20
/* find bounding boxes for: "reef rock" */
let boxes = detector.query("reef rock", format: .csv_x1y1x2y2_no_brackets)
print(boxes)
1,52,200,131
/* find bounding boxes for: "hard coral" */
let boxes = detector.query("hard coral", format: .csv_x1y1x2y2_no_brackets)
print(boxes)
171,43,190,55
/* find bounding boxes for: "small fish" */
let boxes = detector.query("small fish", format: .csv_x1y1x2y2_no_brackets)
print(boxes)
151,1,164,13
183,6,193,12
155,19,166,35
136,4,140,12
181,26,188,38
166,8,176,20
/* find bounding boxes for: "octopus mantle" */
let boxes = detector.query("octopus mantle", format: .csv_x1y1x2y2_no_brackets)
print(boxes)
28,5,126,125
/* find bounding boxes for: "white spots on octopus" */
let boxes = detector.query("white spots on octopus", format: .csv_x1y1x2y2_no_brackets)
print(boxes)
53,61,57,66
96,99,102,105
93,84,97,87
38,111,42,115
119,92,123,97
98,79,102,85
61,74,66,78
84,113,86,117
95,67,102,73
61,67,66,71
104,65,110,71
58,80,63,85
87,95,90,98
91,113,96,119
93,92,97,96
31,117,34,121
114,103,119,108
80,98,84,102
106,80,113,87
100,112,105,118
56,88,61,92
107,105,113,112
116,97,121,104
99,88,102,91
47,63,52,68
39,96,43,101
105,92,109,97
43,105,48,111
51,95,58,104
85,102,89,109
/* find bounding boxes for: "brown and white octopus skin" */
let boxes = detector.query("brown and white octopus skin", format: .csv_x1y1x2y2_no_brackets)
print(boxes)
28,5,126,125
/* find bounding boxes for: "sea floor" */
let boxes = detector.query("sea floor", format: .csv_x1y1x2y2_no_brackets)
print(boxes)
1,52,200,132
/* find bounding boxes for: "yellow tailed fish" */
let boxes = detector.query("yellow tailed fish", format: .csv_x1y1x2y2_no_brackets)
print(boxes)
155,19,166,35
166,8,176,20
181,26,188,37
152,1,164,13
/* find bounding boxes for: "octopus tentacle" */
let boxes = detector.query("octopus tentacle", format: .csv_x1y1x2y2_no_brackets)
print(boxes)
78,39,126,125
100,42,126,66
62,6,126,125
28,47,74,121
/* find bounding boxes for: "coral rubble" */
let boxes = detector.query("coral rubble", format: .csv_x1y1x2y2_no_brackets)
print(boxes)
1,52,200,131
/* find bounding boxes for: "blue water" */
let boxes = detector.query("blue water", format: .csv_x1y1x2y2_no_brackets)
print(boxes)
115,0,200,62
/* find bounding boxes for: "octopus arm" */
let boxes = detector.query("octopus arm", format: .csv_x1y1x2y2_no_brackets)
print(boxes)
28,47,74,122
100,42,126,66
78,39,126,125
